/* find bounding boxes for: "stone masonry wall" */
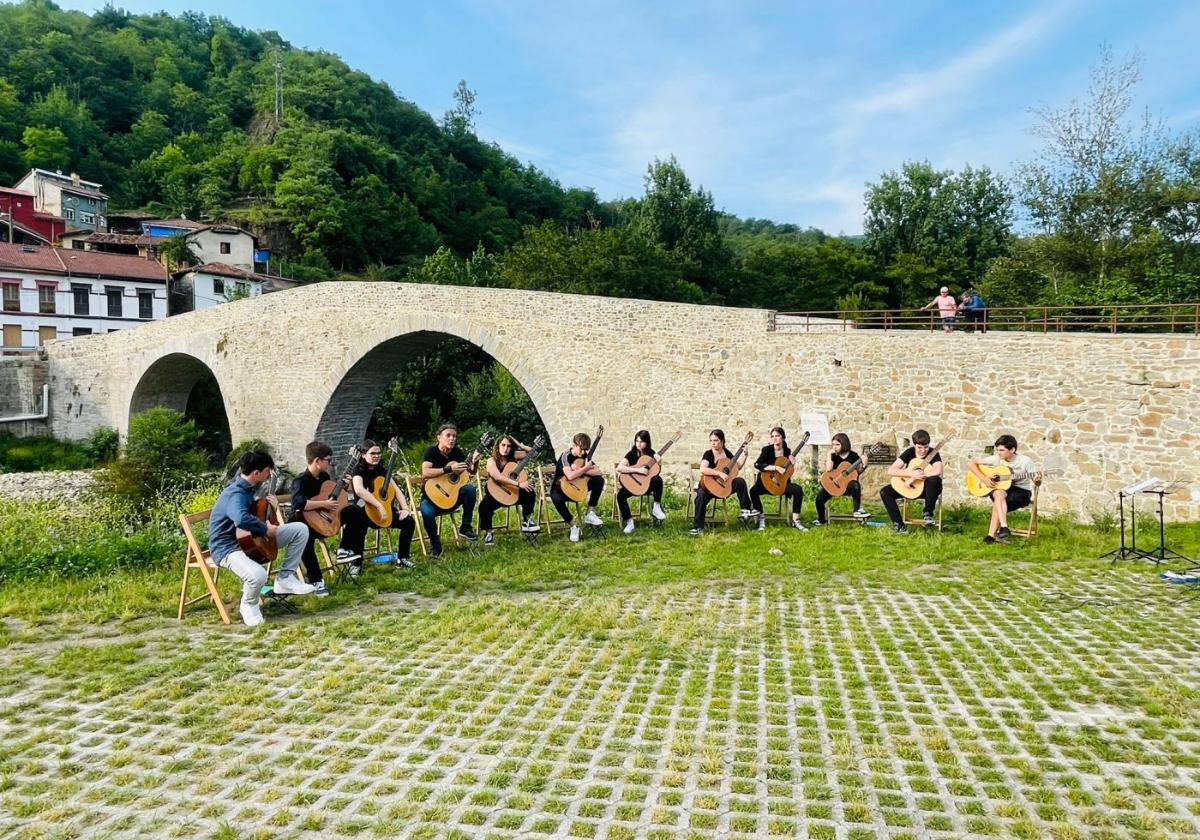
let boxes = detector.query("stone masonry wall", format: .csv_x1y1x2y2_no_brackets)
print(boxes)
0,469,95,501
39,282,1200,520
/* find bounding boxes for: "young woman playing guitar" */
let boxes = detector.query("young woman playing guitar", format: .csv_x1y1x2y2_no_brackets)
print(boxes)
749,426,808,532
478,434,542,546
690,429,757,535
341,439,417,573
813,432,870,525
615,430,670,534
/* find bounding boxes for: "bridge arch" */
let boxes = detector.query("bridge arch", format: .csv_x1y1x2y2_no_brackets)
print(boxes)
128,352,233,457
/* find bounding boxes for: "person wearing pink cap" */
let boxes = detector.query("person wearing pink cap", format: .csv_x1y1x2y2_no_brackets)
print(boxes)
923,286,958,332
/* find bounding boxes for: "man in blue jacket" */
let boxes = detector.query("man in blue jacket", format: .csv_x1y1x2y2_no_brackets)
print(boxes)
210,450,314,626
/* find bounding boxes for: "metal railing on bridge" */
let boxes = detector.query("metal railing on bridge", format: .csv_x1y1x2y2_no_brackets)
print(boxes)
768,302,1200,335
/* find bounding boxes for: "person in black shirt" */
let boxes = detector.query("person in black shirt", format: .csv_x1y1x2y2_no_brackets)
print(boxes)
813,432,869,525
690,429,756,535
749,426,807,532
289,440,355,596
341,439,417,572
551,432,606,542
419,423,478,557
880,428,942,533
478,434,541,545
614,430,668,534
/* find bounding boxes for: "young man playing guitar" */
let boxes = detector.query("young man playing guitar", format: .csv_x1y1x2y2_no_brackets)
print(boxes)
879,429,942,534
690,429,756,536
478,434,542,545
420,423,479,557
750,426,807,532
210,451,315,626
290,441,359,595
551,432,605,543
968,433,1040,544
615,430,669,534
342,439,417,572
813,433,870,525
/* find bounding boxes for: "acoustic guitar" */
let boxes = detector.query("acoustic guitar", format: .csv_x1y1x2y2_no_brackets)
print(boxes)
236,470,279,563
487,434,548,506
618,430,681,496
818,443,886,497
365,438,403,528
424,433,494,511
560,425,605,503
965,464,1061,497
699,431,755,498
888,437,952,500
303,445,365,537
758,431,811,496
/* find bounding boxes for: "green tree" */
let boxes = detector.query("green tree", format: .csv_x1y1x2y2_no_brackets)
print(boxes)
157,234,200,272
96,407,209,520
21,125,70,170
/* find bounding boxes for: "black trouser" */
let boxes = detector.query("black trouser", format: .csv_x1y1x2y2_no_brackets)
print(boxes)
880,476,942,525
750,476,804,517
340,504,417,564
616,475,663,521
293,521,324,583
693,477,751,528
550,475,604,523
478,486,536,530
815,481,862,524
964,308,986,332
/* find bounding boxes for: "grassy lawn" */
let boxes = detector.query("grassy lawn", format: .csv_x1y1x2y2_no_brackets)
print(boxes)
2,500,1200,839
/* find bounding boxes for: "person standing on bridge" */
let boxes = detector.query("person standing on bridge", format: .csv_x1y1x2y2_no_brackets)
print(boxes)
923,286,958,332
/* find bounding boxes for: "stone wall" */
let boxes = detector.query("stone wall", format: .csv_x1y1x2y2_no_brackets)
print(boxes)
0,357,49,436
39,282,1200,520
0,469,95,501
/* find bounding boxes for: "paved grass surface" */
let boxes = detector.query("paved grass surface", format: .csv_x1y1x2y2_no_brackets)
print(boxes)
2,514,1200,839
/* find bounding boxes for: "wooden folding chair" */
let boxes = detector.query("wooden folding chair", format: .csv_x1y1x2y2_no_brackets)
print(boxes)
900,497,943,530
405,472,463,557
178,509,232,625
1007,480,1041,538
684,463,733,525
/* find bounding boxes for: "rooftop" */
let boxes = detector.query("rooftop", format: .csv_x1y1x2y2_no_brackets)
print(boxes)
0,244,167,282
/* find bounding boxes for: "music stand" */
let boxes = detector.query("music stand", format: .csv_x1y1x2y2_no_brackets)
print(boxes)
1139,480,1192,566
1100,477,1159,563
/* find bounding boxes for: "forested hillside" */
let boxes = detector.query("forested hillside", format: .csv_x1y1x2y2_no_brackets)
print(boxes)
1,1,1197,312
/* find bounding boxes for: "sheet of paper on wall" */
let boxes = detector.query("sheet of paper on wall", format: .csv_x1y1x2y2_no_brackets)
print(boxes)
800,412,832,446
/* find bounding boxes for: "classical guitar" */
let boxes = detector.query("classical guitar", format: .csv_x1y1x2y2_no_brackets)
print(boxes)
303,445,364,538
818,442,886,497
965,464,1062,497
236,470,279,563
424,433,494,511
560,425,605,503
700,431,755,498
365,438,403,528
487,434,548,506
889,436,953,500
759,431,811,496
618,430,681,496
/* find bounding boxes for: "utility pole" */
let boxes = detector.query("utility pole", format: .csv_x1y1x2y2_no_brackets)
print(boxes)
274,53,284,130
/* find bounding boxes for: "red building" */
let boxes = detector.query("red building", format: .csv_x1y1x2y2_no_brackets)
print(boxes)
0,187,69,245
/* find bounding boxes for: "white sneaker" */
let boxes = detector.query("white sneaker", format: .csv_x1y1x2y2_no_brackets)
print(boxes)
273,573,317,596
569,524,581,543
312,580,329,598
520,518,541,533
335,548,361,564
239,601,264,627
584,511,603,527
790,519,809,533
651,503,667,521
623,519,635,534
852,508,870,518
757,515,766,531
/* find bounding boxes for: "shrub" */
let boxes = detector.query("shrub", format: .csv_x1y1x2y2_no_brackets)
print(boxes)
82,426,119,463
95,408,208,521
0,432,94,472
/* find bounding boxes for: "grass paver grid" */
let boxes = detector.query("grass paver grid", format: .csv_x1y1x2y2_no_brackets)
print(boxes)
2,571,1200,838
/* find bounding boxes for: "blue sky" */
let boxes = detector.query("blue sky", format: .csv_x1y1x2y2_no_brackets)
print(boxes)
59,0,1200,234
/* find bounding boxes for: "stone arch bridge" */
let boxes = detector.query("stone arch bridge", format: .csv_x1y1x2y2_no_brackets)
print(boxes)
42,282,1200,518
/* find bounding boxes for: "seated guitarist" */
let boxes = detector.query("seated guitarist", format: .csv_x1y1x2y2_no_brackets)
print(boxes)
290,440,359,595
690,429,756,536
342,440,417,572
478,434,542,546
813,433,869,525
551,432,605,543
749,426,807,532
209,451,314,627
420,423,479,557
968,433,1040,544
880,429,942,534
615,430,668,534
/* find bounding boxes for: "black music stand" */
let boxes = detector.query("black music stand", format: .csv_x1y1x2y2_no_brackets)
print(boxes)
1100,478,1158,564
1139,480,1192,566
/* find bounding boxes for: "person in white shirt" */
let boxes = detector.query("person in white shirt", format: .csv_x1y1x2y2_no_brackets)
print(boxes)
968,434,1041,543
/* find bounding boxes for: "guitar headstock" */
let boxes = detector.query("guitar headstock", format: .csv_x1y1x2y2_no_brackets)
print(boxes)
743,431,755,444
387,437,399,454
668,430,682,445
477,432,495,454
532,433,548,449
795,430,811,448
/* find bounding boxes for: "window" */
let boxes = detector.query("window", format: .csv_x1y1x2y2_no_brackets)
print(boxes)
106,287,122,318
99,216,106,230
72,327,92,337
2,324,19,347
220,242,231,254
137,290,153,320
72,284,90,316
38,283,56,314
64,208,75,221
212,278,224,295
2,282,18,312
38,326,57,346
80,212,95,225
71,239,84,250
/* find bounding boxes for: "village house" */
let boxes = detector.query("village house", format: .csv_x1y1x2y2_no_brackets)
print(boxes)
11,169,108,232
